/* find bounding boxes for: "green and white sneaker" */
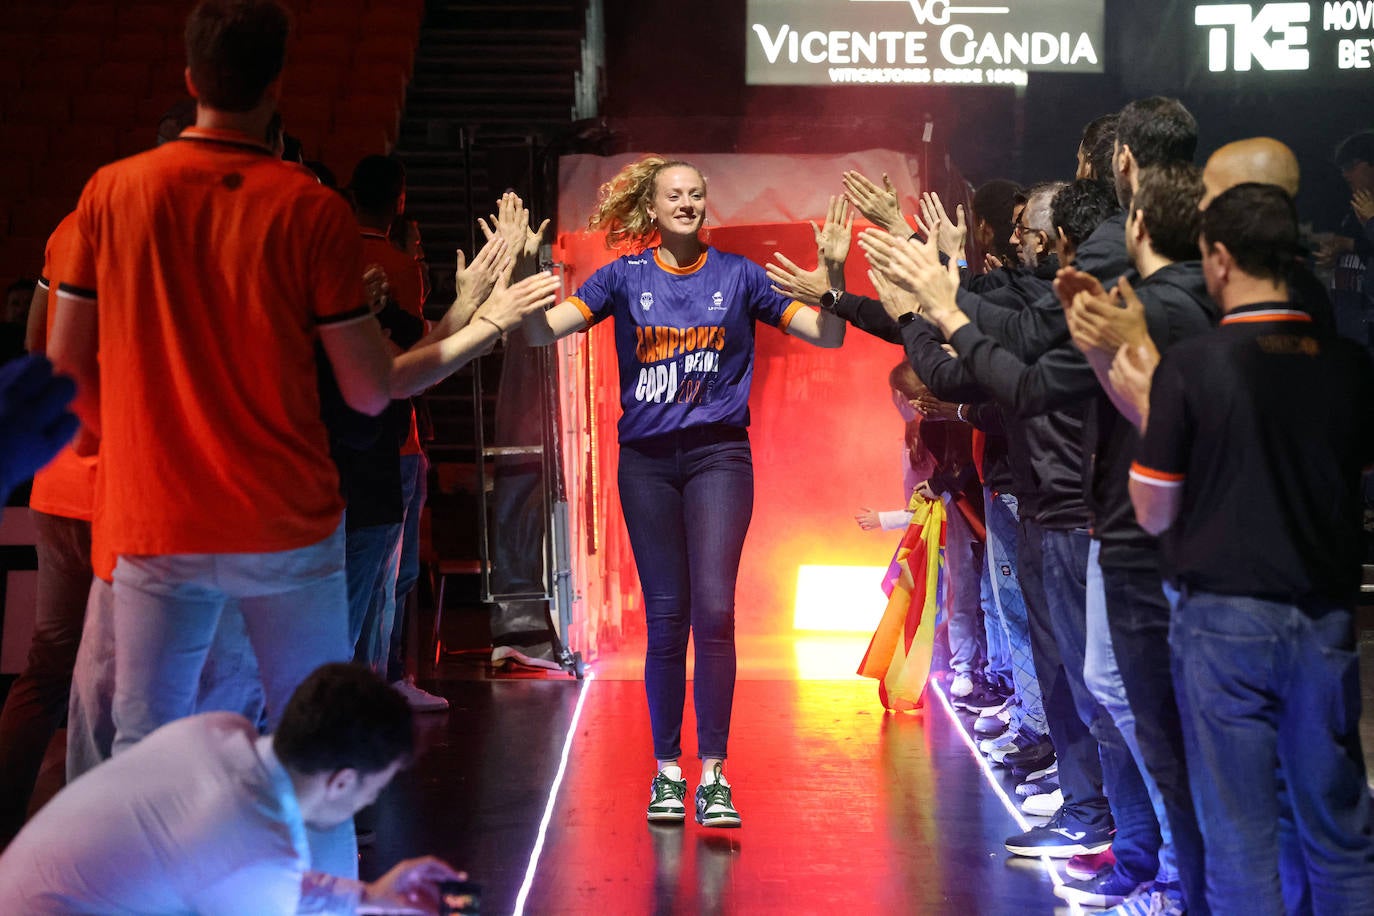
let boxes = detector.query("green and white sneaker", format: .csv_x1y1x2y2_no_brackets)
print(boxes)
694,764,741,828
647,766,688,823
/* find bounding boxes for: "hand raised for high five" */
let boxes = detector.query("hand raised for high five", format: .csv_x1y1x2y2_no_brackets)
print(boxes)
842,170,910,238
478,191,550,276
452,234,512,321
766,195,853,305
812,194,854,268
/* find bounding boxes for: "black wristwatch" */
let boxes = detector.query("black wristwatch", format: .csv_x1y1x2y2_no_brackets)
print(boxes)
818,288,844,311
897,311,918,327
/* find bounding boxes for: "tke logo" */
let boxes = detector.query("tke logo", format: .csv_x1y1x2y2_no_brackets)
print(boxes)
1195,3,1311,72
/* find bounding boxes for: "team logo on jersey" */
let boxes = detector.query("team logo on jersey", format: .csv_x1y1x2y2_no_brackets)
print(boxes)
640,291,654,311
709,290,726,310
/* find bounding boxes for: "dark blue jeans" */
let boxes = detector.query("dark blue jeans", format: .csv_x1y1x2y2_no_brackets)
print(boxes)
1018,519,1110,827
1172,591,1374,915
1041,527,1160,885
1102,563,1207,914
387,452,426,682
618,426,753,762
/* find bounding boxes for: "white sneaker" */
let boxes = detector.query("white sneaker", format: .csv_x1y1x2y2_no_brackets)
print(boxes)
979,729,1020,756
391,678,449,712
976,695,1015,718
1021,788,1063,817
648,766,688,823
694,764,740,828
949,673,974,697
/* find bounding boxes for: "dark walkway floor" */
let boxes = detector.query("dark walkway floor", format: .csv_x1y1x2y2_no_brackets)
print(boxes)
364,636,1070,915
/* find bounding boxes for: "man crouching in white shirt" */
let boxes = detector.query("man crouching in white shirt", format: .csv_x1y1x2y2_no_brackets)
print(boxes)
0,663,461,915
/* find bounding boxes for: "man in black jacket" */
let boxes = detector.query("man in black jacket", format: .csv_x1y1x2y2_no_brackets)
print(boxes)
872,99,1213,914
863,182,1182,904
847,177,1148,873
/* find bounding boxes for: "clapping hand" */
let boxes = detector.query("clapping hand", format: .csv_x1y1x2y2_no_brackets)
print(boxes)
1052,266,1106,313
1066,275,1149,355
858,227,962,329
916,192,967,263
1107,340,1161,430
867,264,922,324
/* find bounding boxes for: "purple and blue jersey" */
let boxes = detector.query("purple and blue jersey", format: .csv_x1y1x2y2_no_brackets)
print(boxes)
568,246,804,443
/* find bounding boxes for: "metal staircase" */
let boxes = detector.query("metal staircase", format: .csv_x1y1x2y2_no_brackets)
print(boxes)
397,0,603,677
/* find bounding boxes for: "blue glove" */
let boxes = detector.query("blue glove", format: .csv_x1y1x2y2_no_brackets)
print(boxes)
0,354,79,502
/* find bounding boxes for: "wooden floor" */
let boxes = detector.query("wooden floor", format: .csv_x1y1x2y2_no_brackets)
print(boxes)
362,633,1073,915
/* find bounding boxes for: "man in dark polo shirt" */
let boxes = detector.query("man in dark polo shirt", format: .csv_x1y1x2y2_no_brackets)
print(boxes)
1131,183,1374,914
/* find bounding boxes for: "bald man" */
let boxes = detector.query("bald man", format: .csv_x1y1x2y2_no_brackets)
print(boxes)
1200,136,1334,332
1200,137,1299,207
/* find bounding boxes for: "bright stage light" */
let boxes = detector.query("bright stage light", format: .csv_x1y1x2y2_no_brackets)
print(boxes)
792,564,889,632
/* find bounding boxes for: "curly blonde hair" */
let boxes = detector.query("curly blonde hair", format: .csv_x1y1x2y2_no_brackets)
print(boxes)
587,156,704,251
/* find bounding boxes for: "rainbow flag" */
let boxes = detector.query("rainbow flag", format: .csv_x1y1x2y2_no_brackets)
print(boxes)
857,496,946,711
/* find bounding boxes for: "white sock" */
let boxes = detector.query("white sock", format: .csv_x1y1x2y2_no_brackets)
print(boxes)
660,765,683,781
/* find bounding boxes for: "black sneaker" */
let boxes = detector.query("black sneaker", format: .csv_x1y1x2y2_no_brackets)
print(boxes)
1053,868,1150,907
647,767,688,823
974,700,1013,738
694,764,741,828
997,735,1055,772
1010,748,1058,779
1004,808,1113,858
953,679,1006,712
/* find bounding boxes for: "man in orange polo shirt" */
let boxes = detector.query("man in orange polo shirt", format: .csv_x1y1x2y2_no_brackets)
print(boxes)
348,154,448,710
47,0,558,877
0,213,96,844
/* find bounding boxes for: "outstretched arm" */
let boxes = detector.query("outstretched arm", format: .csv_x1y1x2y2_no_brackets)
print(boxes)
417,235,511,346
783,304,846,348
521,299,591,346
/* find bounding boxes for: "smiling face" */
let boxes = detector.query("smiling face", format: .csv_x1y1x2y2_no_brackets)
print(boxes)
646,165,706,240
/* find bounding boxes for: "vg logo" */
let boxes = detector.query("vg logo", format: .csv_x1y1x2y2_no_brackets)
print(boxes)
1195,3,1311,72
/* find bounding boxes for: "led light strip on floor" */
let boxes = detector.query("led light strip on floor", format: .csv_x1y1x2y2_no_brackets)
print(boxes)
511,670,596,916
928,680,1076,905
